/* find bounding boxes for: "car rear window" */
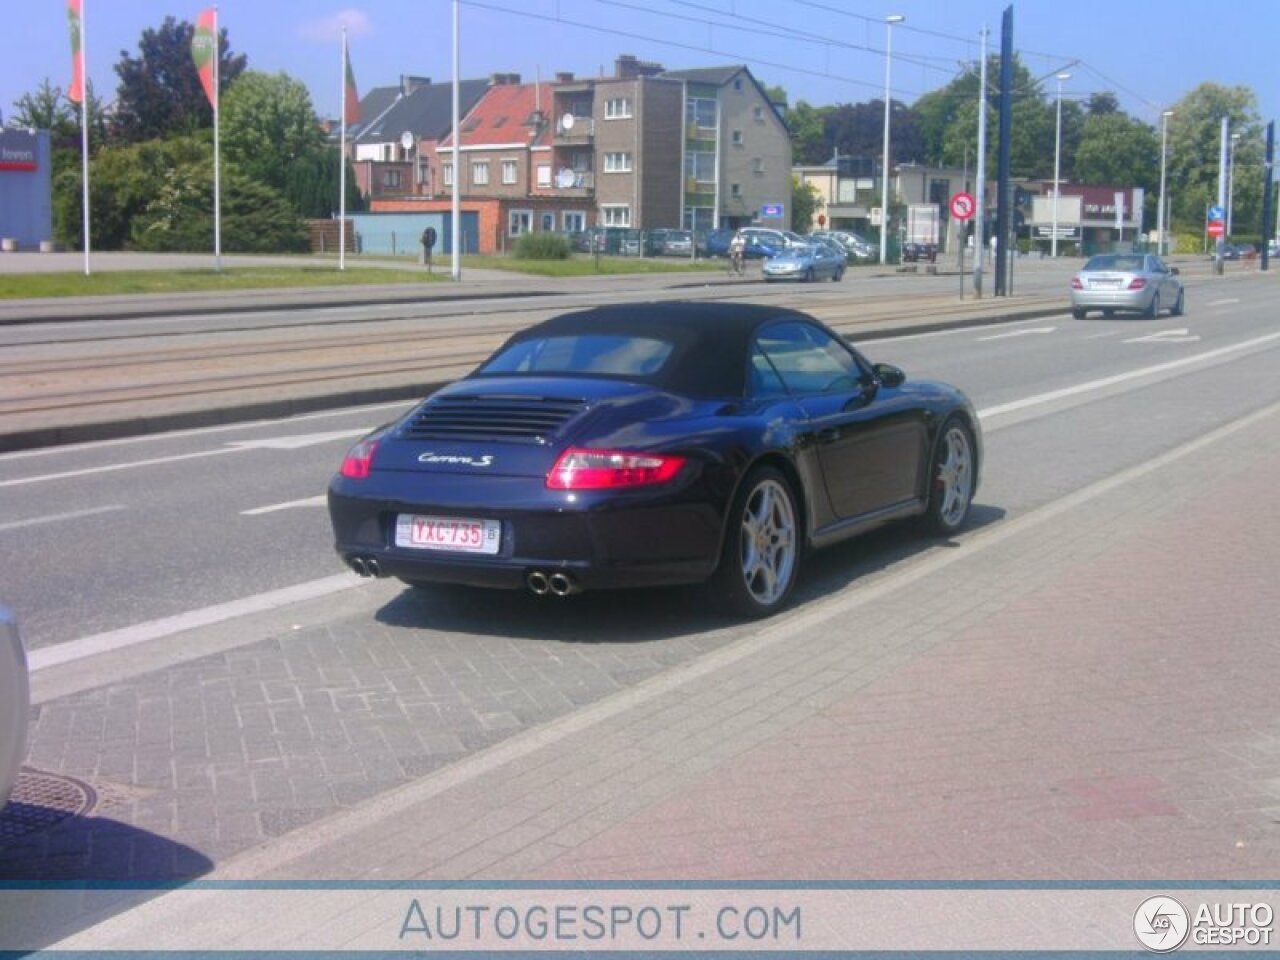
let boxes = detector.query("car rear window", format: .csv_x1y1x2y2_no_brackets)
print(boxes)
1084,255,1144,271
479,334,675,377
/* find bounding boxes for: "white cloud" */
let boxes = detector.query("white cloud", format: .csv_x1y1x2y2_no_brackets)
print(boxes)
298,9,373,44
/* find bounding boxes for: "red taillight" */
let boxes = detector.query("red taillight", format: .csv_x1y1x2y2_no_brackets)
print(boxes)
340,438,379,479
546,448,687,490
1128,277,1147,290
1070,277,1083,289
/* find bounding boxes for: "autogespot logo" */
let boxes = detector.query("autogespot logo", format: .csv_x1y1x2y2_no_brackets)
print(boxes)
1134,896,1191,952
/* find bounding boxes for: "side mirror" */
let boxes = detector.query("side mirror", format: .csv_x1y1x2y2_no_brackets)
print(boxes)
874,363,906,388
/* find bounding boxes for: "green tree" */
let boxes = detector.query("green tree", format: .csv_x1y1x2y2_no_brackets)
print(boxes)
1165,83,1263,237
111,16,247,143
824,100,922,164
9,78,108,152
221,71,323,191
283,150,364,219
791,175,822,232
786,100,831,165
1073,112,1158,189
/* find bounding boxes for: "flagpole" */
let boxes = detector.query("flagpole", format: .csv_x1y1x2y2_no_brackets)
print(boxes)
451,0,461,281
213,4,222,272
79,0,91,276
339,27,347,272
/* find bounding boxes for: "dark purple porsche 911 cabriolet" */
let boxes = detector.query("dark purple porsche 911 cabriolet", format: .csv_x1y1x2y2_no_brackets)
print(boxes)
329,302,980,618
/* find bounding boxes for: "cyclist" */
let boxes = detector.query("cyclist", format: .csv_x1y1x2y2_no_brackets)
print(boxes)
728,231,746,276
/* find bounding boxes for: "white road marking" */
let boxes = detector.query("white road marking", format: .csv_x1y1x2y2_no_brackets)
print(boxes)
975,326,1056,342
241,495,328,516
226,429,369,451
1207,298,1241,307
27,574,363,671
1123,328,1201,344
1084,331,1123,339
0,428,371,488
978,330,1280,419
857,314,1069,346
0,403,407,461
0,504,124,533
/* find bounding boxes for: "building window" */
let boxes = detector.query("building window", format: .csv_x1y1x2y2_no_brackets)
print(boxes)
753,105,765,122
540,212,555,232
601,204,631,227
536,164,551,187
605,97,632,119
731,183,741,197
563,211,586,232
508,209,532,236
471,161,489,186
684,207,715,232
733,78,744,92
685,151,715,183
604,152,633,173
732,129,743,146
752,158,764,175
502,160,518,184
382,169,402,189
443,163,453,187
686,97,717,129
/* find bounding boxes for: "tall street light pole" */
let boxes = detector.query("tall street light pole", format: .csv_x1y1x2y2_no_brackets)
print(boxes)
1227,131,1241,238
1157,109,1173,257
879,14,904,266
1051,71,1070,258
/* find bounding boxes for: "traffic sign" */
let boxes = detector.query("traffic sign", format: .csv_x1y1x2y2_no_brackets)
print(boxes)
1207,220,1225,237
949,192,975,220
1208,205,1225,222
761,203,784,218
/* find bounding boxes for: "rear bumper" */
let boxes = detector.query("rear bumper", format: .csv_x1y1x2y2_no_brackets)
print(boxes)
1070,288,1154,312
328,475,724,592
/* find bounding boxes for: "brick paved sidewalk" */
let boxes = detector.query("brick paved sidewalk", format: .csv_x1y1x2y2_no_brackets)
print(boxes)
231,400,1280,885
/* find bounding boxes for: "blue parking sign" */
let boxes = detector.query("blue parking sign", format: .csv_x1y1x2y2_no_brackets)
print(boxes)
761,204,784,218
1208,205,1225,222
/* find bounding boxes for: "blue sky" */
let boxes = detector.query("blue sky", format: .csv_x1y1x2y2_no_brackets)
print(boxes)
3,1,1276,132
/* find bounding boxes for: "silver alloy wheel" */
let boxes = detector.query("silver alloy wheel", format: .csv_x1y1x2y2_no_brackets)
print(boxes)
935,425,973,528
738,478,797,606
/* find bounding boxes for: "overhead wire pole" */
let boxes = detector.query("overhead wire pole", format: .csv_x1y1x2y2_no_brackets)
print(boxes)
74,0,91,277
1051,71,1070,257
1157,109,1173,257
879,14,904,267
339,27,348,272
213,5,222,273
1262,121,1274,272
972,25,988,298
1215,116,1228,275
451,0,462,282
993,4,1013,296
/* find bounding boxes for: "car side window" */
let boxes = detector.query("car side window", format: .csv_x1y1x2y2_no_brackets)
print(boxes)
748,346,788,398
756,321,864,395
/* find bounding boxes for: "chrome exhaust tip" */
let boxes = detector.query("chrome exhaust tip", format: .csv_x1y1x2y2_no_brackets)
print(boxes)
350,557,368,577
366,558,382,577
548,572,578,596
527,571,550,595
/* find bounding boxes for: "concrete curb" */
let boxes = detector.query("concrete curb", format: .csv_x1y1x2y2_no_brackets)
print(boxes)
0,303,1065,453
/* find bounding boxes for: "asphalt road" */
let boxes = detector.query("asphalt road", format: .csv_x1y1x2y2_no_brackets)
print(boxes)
2,268,1276,651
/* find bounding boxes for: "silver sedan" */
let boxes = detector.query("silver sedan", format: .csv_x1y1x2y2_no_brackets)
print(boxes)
1070,254,1184,319
762,242,846,282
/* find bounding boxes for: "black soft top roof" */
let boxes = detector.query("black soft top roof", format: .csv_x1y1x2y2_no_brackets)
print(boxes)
490,302,818,398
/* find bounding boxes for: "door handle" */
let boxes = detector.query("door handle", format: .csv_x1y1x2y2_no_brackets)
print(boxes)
816,427,840,445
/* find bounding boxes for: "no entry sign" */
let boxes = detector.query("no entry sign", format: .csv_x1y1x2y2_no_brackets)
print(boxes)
950,192,975,220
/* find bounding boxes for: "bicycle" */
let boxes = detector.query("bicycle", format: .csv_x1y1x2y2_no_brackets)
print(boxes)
728,248,745,277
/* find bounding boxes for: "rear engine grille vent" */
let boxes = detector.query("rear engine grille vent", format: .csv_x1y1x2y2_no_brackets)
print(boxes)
400,396,587,442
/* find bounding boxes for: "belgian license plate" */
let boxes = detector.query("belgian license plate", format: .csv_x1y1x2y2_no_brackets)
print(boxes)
1093,279,1122,289
395,515,500,555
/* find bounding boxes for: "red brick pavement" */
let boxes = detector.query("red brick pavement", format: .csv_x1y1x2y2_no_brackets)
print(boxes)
533,449,1280,881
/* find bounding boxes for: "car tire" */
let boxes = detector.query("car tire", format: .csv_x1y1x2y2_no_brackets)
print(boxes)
804,268,815,282
832,266,844,282
1071,308,1086,319
1146,293,1160,319
920,418,976,536
1171,288,1185,316
710,467,801,619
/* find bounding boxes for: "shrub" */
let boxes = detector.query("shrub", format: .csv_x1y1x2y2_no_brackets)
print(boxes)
513,232,570,260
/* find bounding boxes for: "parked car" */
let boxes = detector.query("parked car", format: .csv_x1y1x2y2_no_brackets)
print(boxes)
329,302,980,618
0,606,28,811
762,242,847,282
1070,253,1185,319
902,242,938,263
702,228,737,258
738,227,801,255
660,230,695,257
809,230,872,260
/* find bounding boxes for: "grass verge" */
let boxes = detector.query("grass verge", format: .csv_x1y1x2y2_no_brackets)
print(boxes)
0,265,447,300
460,254,722,277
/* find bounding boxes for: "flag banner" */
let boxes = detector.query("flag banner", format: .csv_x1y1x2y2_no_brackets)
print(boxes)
66,0,85,104
191,8,217,109
344,37,361,124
